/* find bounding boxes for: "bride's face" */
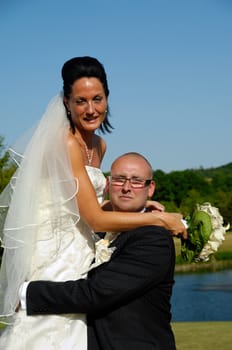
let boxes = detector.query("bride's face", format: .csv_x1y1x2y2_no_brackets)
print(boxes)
64,77,107,132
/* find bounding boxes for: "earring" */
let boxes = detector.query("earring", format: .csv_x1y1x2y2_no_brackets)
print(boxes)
67,111,71,116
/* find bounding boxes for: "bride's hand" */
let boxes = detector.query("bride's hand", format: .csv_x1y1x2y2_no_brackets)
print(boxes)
154,212,188,239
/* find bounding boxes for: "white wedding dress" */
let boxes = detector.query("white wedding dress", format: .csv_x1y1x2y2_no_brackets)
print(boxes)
0,166,106,350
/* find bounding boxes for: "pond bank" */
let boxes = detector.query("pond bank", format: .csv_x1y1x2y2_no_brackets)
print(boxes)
175,258,232,274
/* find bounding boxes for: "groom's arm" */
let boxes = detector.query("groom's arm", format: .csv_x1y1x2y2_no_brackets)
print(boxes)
26,226,174,316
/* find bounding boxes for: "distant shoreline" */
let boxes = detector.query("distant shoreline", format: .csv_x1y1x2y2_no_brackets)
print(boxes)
175,258,232,274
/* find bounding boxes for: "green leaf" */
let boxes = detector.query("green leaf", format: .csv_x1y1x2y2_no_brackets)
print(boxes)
181,209,212,262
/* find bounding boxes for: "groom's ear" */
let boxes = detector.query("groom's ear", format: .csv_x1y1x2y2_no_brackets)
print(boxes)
105,176,110,195
148,180,156,198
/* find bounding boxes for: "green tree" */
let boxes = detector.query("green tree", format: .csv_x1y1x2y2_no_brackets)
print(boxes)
152,169,175,202
180,189,205,217
0,136,16,193
0,136,17,263
214,190,232,225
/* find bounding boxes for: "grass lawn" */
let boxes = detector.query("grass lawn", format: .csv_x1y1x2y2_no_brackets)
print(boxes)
1,321,232,348
172,321,232,350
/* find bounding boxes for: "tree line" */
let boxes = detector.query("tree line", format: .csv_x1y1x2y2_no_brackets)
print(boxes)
151,164,232,225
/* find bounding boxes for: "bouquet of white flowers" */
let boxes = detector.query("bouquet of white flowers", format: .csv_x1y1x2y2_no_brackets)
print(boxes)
181,202,230,263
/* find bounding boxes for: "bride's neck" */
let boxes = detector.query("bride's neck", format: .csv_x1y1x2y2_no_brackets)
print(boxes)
74,129,95,148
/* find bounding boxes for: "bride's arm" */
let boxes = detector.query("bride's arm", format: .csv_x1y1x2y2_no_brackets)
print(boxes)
68,137,187,237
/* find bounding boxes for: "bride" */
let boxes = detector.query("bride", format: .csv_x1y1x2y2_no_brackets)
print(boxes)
0,56,186,349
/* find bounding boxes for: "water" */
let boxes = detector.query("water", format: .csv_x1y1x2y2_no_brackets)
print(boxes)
171,269,232,321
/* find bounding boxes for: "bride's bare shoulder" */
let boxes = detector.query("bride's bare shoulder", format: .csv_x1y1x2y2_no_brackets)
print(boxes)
67,132,80,147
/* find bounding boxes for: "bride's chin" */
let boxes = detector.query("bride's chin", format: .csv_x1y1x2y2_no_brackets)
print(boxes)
84,122,102,131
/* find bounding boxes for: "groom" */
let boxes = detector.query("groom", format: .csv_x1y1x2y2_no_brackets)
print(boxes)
22,152,177,349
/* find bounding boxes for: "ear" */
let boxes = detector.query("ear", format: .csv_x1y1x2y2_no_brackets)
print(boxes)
63,96,70,111
105,176,110,195
148,180,155,198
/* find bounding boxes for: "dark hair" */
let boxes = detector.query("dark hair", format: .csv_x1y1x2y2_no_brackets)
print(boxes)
62,56,113,134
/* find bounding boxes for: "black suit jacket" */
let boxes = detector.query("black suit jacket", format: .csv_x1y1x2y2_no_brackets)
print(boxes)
27,226,176,350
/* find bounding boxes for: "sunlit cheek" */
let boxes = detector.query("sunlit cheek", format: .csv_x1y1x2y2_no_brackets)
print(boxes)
96,105,106,114
73,106,87,118
101,113,106,122
99,100,107,112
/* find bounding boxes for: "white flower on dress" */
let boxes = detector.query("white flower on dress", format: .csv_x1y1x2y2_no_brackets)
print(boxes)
94,237,116,265
81,233,117,276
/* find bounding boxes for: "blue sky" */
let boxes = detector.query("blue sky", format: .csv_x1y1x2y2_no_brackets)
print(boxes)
0,0,231,172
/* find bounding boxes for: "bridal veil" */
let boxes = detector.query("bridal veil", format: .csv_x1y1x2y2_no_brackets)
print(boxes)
0,94,79,323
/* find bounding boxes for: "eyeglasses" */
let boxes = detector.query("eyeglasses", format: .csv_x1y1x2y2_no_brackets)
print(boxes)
109,176,152,189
